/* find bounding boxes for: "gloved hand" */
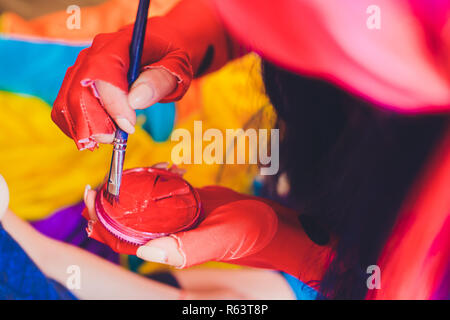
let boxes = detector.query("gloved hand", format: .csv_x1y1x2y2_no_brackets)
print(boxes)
83,165,329,283
83,184,279,256
52,0,243,150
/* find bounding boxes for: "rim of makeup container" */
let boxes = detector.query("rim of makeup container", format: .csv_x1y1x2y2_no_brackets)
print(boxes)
95,167,202,245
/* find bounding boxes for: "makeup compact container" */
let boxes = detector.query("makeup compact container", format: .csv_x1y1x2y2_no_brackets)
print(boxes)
95,167,202,245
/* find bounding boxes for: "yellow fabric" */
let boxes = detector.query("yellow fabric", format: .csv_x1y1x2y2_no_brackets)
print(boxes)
0,91,159,219
190,53,276,191
138,260,243,275
0,55,274,220
0,54,272,269
202,54,274,131
0,14,4,33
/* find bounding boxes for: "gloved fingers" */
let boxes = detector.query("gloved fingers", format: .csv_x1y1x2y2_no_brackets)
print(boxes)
0,174,10,221
51,57,83,141
136,236,185,267
52,24,193,150
53,50,118,150
66,83,116,149
88,31,127,53
143,48,192,103
128,67,178,110
94,80,136,134
140,200,278,269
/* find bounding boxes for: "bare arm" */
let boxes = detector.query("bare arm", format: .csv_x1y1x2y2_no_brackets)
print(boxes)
2,209,180,300
2,209,295,300
0,173,293,300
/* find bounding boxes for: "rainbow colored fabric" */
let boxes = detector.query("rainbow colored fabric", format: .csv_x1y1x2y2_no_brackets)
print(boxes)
0,0,273,221
2,0,446,300
0,0,274,281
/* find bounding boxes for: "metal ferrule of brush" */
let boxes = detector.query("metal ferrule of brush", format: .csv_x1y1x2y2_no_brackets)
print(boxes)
105,0,150,200
106,136,127,197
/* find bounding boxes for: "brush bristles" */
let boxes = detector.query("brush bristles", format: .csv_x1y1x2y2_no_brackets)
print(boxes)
103,189,119,204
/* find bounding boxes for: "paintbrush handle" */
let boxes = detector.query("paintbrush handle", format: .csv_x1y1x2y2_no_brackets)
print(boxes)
107,0,151,197
116,0,151,141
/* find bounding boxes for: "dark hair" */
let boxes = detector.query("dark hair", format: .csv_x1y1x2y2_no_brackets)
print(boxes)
261,60,448,299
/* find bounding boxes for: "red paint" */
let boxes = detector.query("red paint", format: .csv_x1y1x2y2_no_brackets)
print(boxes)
95,167,201,245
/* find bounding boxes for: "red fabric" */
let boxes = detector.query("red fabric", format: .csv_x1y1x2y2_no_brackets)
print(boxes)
212,0,450,113
368,127,450,299
52,0,242,150
209,0,450,297
83,184,330,283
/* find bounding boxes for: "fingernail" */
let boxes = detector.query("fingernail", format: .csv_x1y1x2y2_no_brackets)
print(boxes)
92,133,114,144
129,84,154,109
84,185,91,202
153,162,169,169
116,118,135,134
136,246,167,264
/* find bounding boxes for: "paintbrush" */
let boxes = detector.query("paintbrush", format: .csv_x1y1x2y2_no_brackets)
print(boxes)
105,0,151,204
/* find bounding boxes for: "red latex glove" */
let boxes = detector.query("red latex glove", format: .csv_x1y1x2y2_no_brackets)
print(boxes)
83,185,278,258
84,178,330,283
52,0,243,150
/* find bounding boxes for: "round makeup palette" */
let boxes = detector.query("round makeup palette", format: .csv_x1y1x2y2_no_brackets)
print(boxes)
95,167,202,245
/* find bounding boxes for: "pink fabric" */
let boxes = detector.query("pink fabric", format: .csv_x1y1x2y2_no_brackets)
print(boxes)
212,0,450,113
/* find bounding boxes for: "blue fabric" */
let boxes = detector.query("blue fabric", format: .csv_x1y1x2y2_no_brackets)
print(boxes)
280,272,319,300
0,36,175,142
0,224,77,300
136,102,175,142
0,36,87,106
